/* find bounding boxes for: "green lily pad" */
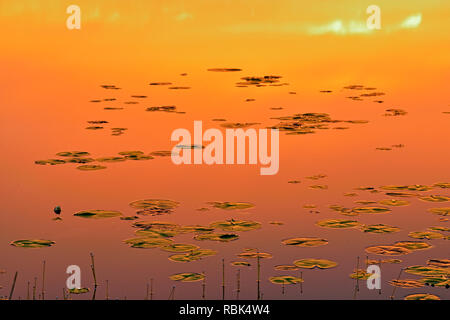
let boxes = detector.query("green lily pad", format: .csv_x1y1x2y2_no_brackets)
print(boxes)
420,277,450,287
274,265,299,271
238,251,273,259
35,159,66,165
433,182,450,189
427,259,450,268
361,224,400,234
428,207,450,216
210,219,261,231
120,216,139,221
269,276,303,284
74,210,122,219
309,185,328,190
169,249,217,262
56,151,90,157
123,237,172,248
10,239,55,248
170,273,205,282
66,157,95,164
316,219,359,229
385,192,417,198
194,233,239,242
428,226,450,232
68,288,90,294
118,151,144,156
389,279,424,288
378,199,410,206
179,225,215,233
404,265,450,277
352,206,391,214
408,231,444,240
282,237,328,247
365,245,411,256
231,261,251,267
350,269,371,280
160,243,199,253
404,293,440,300
419,195,449,202
150,151,173,157
135,228,178,238
293,259,338,269
394,241,433,251
132,221,180,230
355,200,377,205
77,165,106,171
208,202,255,210
380,185,432,191
129,199,179,215
96,156,127,163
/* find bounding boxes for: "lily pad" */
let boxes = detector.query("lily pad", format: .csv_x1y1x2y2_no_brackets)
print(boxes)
428,207,450,216
394,241,433,251
365,245,411,256
293,259,338,269
361,224,400,234
76,165,106,171
282,237,328,247
10,239,55,248
419,195,449,203
129,199,179,215
35,159,66,165
160,243,199,253
74,210,122,219
404,265,450,277
194,233,239,242
231,261,251,267
404,293,440,300
316,219,359,229
208,202,254,210
210,219,261,231
169,249,217,262
56,151,90,157
170,273,205,282
179,225,215,234
427,259,450,268
274,265,299,271
378,199,410,206
123,237,172,248
350,269,371,280
389,279,424,288
135,229,178,238
68,288,90,294
96,156,126,163
433,182,450,189
269,276,303,284
408,231,444,240
352,206,391,214
132,221,180,230
238,251,273,259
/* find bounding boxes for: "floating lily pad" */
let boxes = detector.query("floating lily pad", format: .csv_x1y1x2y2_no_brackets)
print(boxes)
316,219,359,229
365,245,411,256
169,249,217,262
428,207,450,216
77,165,106,171
56,151,90,157
420,277,450,287
74,210,122,219
404,265,450,277
123,237,172,248
427,259,450,268
208,202,254,210
385,192,417,198
149,151,173,157
66,157,95,164
293,259,338,269
350,269,371,280
132,221,180,230
194,233,239,242
408,231,444,240
404,293,440,300
309,185,328,190
129,199,179,215
96,156,126,163
352,206,391,214
378,199,410,206
135,229,178,238
282,237,328,247
428,226,450,232
433,182,450,189
231,261,251,267
207,68,242,72
238,251,273,259
10,239,55,248
160,243,199,253
35,159,66,165
389,279,424,288
269,221,284,225
380,185,432,191
210,219,261,231
361,224,400,234
269,276,303,284
394,241,433,251
274,265,299,271
120,216,139,221
419,195,449,203
170,273,204,282
179,225,214,234
68,288,90,294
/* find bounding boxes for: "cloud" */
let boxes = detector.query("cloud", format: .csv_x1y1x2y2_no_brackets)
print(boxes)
175,12,193,21
307,20,372,35
400,14,422,29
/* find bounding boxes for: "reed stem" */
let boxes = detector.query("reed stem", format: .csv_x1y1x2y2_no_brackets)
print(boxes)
8,271,18,300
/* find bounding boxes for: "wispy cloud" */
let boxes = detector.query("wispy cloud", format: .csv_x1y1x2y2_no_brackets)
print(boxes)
400,14,422,29
307,20,372,35
175,12,193,21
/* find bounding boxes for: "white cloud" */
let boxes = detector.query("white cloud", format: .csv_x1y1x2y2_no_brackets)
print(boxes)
400,14,422,29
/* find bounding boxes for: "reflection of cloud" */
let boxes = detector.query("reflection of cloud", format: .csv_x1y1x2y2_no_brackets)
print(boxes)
175,12,193,21
400,14,422,29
